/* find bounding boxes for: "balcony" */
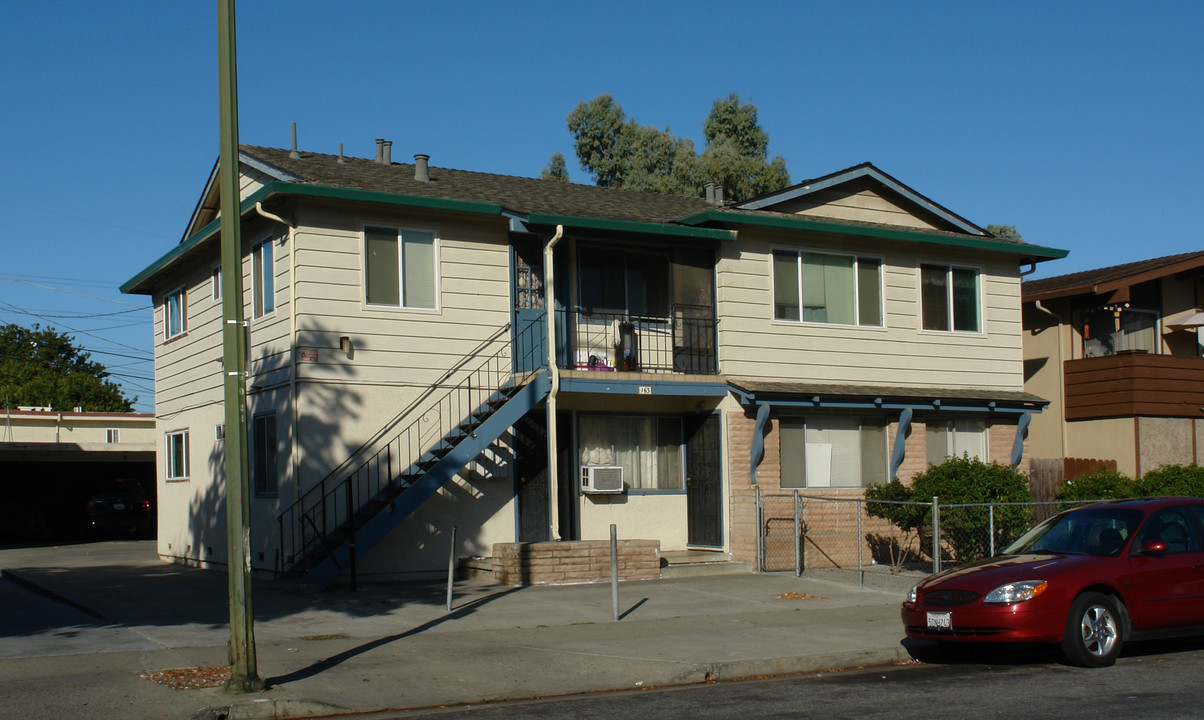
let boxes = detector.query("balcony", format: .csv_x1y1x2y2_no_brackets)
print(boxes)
564,308,717,375
1064,352,1204,420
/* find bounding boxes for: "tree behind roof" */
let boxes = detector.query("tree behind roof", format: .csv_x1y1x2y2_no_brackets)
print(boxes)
555,93,790,202
0,323,135,412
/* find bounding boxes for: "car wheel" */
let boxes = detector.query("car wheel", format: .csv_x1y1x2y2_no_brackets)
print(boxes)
1062,592,1123,667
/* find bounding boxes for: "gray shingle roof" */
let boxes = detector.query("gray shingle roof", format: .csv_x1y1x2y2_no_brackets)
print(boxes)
243,145,714,225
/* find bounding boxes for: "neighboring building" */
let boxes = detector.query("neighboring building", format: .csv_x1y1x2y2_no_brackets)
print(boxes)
122,142,1066,587
0,408,156,539
1022,251,1204,478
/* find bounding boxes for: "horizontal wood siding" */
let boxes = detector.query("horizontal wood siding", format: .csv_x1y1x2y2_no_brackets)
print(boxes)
1064,354,1204,420
717,227,1025,391
770,178,942,230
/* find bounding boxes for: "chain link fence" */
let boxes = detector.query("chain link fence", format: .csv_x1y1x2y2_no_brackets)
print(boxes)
756,488,1082,584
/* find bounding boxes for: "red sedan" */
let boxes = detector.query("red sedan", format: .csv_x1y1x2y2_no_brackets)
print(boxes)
901,497,1204,667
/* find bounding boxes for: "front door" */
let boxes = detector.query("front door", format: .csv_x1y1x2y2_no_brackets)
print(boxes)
685,414,722,547
512,240,547,374
514,413,550,543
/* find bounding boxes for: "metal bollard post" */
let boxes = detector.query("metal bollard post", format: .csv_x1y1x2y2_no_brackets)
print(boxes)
446,525,457,612
610,524,619,622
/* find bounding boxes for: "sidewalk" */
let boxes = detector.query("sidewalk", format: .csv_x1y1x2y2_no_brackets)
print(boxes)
0,541,916,719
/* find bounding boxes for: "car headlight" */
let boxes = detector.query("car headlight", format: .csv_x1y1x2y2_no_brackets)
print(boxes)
984,580,1047,604
906,585,919,603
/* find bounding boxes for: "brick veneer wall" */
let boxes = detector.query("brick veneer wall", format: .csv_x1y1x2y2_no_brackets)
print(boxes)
726,411,1028,571
492,539,661,586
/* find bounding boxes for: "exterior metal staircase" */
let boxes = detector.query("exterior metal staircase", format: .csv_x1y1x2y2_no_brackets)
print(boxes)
277,318,549,590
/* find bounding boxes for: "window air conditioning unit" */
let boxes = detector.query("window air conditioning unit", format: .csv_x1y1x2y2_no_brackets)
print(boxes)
581,466,624,494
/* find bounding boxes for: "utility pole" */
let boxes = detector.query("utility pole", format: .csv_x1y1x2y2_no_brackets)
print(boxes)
217,0,262,693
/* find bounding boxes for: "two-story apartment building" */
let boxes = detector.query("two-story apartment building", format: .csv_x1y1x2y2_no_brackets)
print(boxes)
122,141,1066,587
1022,251,1204,478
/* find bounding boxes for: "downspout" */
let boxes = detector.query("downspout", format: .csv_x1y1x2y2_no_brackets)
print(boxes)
544,225,564,541
254,203,300,505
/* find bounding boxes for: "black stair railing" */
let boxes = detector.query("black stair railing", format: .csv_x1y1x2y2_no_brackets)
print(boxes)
277,316,547,577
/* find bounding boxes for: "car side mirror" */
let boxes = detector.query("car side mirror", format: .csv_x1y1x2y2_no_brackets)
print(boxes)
1141,539,1169,555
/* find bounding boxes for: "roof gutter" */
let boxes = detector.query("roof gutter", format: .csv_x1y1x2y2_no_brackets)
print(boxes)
121,181,505,295
676,209,1068,262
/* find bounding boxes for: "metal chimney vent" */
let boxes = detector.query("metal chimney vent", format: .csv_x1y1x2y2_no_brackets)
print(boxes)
414,154,430,182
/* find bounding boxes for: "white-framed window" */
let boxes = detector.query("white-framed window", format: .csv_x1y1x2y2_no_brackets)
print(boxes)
212,266,222,301
364,226,437,309
166,429,190,480
926,419,988,465
578,415,683,492
772,249,882,326
105,428,120,444
252,237,275,318
780,416,887,488
164,286,187,340
921,264,980,332
253,413,278,496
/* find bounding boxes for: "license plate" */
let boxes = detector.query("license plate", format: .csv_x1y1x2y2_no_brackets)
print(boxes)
927,611,952,629
113,503,126,510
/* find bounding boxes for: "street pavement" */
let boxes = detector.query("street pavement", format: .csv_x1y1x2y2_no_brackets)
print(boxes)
0,541,918,719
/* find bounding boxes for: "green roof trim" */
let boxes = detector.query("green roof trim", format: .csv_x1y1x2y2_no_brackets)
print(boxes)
121,182,505,294
676,210,1069,260
525,213,735,241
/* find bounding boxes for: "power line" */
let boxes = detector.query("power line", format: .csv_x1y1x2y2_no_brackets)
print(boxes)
0,275,148,307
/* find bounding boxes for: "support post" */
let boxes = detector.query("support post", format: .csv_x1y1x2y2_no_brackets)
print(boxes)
446,525,457,612
610,524,619,622
217,0,262,693
932,496,941,575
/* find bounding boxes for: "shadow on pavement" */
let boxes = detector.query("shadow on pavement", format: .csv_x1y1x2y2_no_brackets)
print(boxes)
266,586,523,688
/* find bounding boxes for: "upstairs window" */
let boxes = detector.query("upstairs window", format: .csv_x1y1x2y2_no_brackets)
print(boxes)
773,250,882,326
921,264,979,332
364,226,437,309
578,247,670,318
211,266,221,301
252,238,275,318
165,287,187,340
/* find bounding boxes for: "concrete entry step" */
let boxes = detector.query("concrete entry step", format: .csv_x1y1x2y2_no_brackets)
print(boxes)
660,550,753,578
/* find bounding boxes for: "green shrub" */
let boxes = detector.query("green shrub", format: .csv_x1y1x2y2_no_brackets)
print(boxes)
1056,468,1137,503
865,456,1032,564
1138,464,1204,498
911,456,1032,562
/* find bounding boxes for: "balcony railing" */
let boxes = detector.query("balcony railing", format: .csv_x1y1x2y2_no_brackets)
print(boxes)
1064,351,1204,420
564,308,717,375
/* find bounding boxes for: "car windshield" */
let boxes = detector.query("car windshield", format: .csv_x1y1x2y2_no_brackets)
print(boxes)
1002,506,1144,557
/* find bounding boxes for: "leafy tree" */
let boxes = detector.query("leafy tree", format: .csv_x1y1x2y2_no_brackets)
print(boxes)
0,323,134,412
555,93,790,202
986,224,1023,242
540,152,569,182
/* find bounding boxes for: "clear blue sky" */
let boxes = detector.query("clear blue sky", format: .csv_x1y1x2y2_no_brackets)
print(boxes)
2,1,1201,413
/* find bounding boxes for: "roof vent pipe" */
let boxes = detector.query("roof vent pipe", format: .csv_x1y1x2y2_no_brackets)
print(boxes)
338,143,345,164
714,185,725,207
375,138,384,163
290,123,300,159
382,140,392,165
705,182,716,205
414,154,430,182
